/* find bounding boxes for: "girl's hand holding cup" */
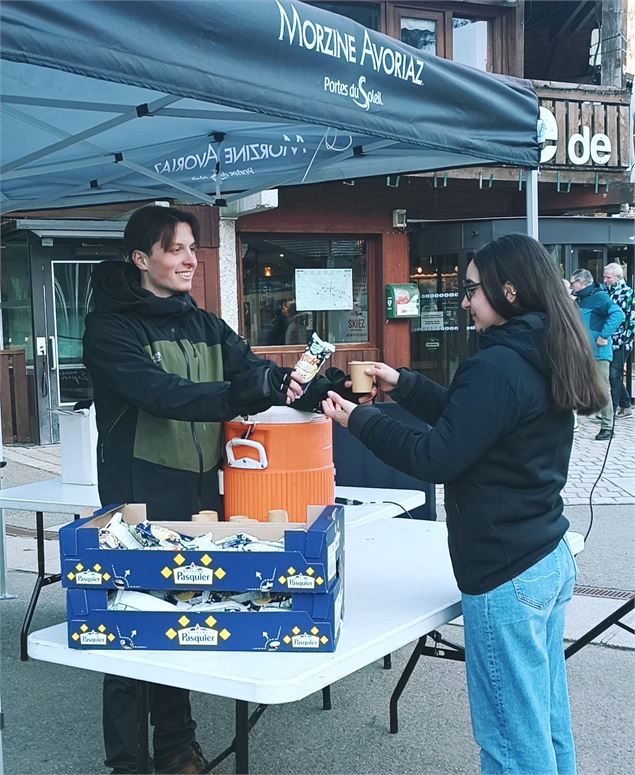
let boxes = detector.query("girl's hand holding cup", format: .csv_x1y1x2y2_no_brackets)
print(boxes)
344,360,399,404
366,362,399,392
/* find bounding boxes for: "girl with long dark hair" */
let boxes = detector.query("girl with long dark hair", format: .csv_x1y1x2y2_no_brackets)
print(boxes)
323,234,606,775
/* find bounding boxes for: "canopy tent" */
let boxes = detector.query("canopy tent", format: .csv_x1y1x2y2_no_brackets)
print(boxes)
0,0,540,214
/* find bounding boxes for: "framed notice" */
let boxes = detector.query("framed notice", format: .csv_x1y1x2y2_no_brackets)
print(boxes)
420,311,445,331
295,268,353,311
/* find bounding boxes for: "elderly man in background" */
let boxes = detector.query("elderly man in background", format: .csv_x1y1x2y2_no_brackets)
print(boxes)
603,262,634,419
570,268,624,440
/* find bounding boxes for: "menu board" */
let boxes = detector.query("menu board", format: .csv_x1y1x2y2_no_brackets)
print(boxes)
295,268,353,311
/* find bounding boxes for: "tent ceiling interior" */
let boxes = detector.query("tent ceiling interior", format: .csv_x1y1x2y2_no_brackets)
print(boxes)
0,0,540,213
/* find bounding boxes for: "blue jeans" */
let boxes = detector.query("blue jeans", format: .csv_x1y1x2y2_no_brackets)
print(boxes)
609,344,631,410
462,538,578,775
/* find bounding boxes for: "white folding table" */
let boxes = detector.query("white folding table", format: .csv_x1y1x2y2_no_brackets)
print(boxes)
0,480,100,660
29,519,457,774
0,479,426,660
26,516,608,775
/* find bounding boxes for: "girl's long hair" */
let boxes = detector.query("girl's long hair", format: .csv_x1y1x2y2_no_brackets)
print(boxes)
473,234,607,413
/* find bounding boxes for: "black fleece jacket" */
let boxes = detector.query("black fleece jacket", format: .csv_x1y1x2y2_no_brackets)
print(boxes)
349,313,573,594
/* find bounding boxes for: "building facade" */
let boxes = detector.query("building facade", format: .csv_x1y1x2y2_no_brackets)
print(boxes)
1,0,633,443
235,0,634,384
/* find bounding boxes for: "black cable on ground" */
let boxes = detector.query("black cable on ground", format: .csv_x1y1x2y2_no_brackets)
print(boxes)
584,410,618,542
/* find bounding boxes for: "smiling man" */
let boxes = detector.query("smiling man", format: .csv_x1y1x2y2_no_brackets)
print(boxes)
82,205,307,774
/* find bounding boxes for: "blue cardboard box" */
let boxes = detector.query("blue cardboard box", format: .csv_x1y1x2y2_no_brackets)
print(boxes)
60,504,343,594
66,576,344,652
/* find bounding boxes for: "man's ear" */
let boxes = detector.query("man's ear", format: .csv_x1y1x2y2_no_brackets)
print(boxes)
131,250,148,272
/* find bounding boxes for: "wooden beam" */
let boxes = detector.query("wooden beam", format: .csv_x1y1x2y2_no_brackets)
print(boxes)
601,0,625,88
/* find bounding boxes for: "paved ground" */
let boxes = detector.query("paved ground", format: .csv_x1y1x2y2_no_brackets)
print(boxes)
0,413,633,774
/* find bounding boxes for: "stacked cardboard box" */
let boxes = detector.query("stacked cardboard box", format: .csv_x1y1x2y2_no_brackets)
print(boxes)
59,504,344,652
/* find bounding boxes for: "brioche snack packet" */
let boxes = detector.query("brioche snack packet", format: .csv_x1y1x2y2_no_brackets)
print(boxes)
294,332,335,390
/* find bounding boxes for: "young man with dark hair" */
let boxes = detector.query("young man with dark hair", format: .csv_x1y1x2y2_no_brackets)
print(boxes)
83,205,317,773
85,205,359,773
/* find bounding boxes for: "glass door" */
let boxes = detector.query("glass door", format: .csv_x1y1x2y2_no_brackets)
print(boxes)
412,255,455,385
51,261,101,406
30,242,122,443
575,246,606,284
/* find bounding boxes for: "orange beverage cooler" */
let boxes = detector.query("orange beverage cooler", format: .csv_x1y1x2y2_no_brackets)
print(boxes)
223,407,334,523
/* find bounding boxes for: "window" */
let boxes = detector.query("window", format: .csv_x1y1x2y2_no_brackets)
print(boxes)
1,241,33,361
392,6,497,69
392,8,445,56
523,0,599,83
400,15,439,55
241,236,371,347
452,16,492,71
307,3,505,72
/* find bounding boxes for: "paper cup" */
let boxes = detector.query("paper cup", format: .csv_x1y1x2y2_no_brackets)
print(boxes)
348,361,375,393
192,510,218,523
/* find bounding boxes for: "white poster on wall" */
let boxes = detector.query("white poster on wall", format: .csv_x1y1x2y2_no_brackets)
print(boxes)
295,269,353,311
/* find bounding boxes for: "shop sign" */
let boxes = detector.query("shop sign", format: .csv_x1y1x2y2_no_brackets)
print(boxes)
539,106,612,166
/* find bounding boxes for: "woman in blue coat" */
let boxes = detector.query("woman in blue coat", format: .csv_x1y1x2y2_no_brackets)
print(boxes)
323,234,607,775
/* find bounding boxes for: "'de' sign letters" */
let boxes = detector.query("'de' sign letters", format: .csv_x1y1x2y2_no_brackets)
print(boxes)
539,107,612,166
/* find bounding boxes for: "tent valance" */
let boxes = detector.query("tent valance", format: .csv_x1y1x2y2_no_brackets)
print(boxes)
0,0,540,212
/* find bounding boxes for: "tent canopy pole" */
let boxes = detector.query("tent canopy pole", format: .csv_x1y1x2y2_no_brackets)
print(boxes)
526,170,539,238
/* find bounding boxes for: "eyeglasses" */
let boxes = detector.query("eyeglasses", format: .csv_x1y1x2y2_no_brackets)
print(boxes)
462,280,482,301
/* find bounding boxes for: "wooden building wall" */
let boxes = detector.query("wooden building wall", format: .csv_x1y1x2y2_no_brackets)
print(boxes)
238,192,411,371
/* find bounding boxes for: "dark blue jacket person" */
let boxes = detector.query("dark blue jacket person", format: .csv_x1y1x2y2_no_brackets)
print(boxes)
323,234,607,775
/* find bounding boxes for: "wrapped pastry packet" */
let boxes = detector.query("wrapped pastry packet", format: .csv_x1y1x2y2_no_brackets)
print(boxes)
293,332,335,390
109,588,291,613
98,519,284,553
99,512,144,550
133,521,190,550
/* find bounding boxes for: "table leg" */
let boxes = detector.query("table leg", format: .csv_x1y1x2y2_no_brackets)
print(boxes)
321,685,332,710
389,635,428,734
235,700,249,774
383,654,392,669
20,510,71,660
0,507,16,600
136,681,150,774
565,596,635,659
21,511,47,660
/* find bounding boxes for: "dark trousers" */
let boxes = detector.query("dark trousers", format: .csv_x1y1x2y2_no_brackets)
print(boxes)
609,345,632,410
101,472,222,771
103,674,196,773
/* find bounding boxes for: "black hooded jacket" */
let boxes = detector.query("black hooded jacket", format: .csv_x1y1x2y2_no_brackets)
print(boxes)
83,261,288,519
348,313,573,594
